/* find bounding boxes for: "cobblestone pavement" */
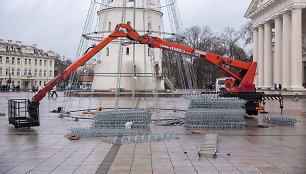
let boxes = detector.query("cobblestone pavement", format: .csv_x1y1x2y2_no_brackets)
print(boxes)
0,92,305,174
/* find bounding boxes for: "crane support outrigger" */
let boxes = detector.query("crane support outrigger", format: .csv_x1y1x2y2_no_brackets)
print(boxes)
8,24,283,128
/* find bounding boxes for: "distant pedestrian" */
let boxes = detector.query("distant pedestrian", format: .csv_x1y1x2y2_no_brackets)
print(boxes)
278,84,282,91
51,86,58,98
16,85,20,92
273,83,277,91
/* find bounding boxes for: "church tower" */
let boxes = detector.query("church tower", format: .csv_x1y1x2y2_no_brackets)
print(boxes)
93,0,164,91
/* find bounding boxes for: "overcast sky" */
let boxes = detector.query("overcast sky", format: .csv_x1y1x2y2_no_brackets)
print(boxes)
0,0,251,60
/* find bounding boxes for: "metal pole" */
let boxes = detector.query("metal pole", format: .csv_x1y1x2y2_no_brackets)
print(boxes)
132,0,136,109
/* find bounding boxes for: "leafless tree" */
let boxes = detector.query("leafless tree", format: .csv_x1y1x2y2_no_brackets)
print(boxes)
162,24,250,89
240,20,253,46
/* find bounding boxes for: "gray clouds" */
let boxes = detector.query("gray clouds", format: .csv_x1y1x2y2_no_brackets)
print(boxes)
178,0,251,31
0,0,89,59
0,0,251,59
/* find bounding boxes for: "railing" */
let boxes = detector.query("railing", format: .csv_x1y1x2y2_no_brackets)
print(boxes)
8,99,39,128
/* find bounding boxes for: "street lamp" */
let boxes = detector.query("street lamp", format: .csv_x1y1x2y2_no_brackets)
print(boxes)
8,58,11,91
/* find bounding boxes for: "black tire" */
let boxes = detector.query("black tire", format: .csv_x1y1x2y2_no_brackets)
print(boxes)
252,110,258,115
246,110,258,116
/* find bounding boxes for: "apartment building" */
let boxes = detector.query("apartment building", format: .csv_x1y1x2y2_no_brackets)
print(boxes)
0,39,59,90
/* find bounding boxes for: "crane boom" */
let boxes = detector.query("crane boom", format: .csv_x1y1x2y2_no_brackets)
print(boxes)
33,24,256,102
8,23,283,129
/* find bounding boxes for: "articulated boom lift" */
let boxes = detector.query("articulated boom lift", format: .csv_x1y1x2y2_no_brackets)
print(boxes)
8,24,282,128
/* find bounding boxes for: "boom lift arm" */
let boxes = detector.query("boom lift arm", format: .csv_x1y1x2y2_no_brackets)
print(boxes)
33,24,257,103
7,24,282,129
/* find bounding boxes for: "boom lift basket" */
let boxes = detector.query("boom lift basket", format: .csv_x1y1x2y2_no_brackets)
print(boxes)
8,99,40,128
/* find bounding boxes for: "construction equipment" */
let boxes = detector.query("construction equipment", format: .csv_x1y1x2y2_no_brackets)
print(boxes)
8,24,282,128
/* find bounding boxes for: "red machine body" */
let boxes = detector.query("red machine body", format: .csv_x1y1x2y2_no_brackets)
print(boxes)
32,24,257,102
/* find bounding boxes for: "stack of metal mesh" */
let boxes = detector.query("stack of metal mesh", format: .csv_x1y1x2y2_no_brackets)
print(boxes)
66,109,152,138
103,134,179,145
93,109,151,129
186,95,246,130
263,115,297,126
66,127,138,137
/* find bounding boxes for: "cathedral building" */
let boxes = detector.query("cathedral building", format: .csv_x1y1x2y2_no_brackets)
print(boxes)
245,0,306,89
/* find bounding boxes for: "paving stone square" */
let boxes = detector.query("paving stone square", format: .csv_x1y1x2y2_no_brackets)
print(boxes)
0,92,305,174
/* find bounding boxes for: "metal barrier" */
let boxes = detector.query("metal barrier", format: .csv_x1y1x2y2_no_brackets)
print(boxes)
66,109,152,138
93,109,151,129
263,115,297,126
186,95,246,130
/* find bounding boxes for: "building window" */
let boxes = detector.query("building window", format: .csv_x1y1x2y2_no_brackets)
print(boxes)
6,69,9,76
29,59,31,65
44,81,46,86
44,70,46,76
11,69,14,76
44,60,46,66
28,69,32,76
6,57,9,64
11,57,15,64
35,59,37,65
50,61,52,67
49,71,52,77
126,47,130,55
34,81,37,86
40,60,42,66
17,58,20,65
109,22,111,31
0,68,2,75
17,69,20,76
34,70,37,76
39,70,42,76
24,69,27,76
25,58,27,65
0,56,2,63
39,81,42,86
108,0,113,3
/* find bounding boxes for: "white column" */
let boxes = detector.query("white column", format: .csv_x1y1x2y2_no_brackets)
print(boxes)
258,25,264,87
282,12,291,88
291,8,303,89
274,16,283,85
253,27,259,86
264,22,273,88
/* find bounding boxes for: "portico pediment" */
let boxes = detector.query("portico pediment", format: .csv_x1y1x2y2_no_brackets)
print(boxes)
245,0,275,18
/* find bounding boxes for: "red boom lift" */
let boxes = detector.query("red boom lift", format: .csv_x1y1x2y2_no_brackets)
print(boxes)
8,24,283,128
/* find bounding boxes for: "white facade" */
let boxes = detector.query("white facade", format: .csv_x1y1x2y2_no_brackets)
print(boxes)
93,0,164,91
0,40,57,90
245,0,306,89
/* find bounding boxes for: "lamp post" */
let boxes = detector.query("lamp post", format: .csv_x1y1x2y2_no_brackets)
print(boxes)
8,58,11,92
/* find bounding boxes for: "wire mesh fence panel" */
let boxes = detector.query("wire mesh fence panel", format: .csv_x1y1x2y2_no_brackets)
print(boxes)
185,95,246,130
263,115,297,126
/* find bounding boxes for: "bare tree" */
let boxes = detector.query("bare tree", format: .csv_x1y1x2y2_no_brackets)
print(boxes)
240,21,253,46
162,23,251,89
